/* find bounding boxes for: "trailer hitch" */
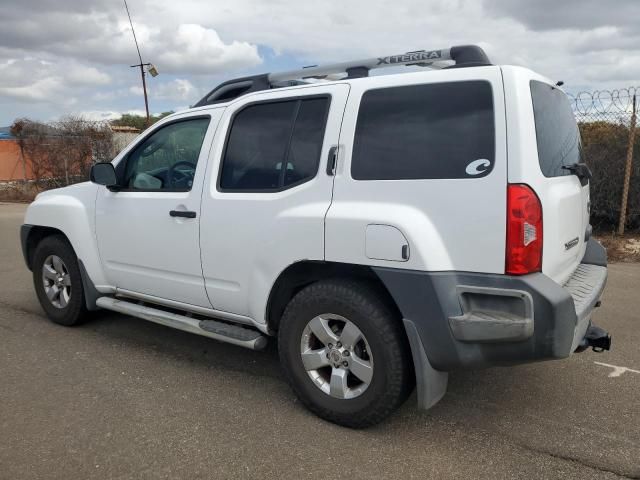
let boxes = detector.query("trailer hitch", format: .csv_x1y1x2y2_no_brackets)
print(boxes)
576,325,612,353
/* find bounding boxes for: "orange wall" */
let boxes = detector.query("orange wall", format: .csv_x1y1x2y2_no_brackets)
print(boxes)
0,140,34,181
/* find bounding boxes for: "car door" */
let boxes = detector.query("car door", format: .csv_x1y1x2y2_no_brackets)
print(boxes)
95,111,221,308
200,84,350,323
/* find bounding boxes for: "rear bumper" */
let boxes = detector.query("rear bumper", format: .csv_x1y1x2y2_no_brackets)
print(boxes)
374,238,608,372
565,263,607,352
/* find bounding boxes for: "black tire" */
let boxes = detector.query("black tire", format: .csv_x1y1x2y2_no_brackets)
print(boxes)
278,278,414,428
32,235,88,326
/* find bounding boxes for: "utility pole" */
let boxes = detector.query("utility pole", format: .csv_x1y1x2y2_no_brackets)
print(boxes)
618,94,637,235
131,62,151,125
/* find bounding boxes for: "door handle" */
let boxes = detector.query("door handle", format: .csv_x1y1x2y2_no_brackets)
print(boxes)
170,210,197,218
326,146,338,175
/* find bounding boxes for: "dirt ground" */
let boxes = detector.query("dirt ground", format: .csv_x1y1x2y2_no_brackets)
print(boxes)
597,234,640,262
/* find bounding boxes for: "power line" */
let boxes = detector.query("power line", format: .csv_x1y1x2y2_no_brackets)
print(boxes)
122,0,152,126
123,0,143,67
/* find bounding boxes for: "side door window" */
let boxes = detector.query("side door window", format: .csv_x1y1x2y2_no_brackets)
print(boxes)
123,117,210,191
219,97,330,191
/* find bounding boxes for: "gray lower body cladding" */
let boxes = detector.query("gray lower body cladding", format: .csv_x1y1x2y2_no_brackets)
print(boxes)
20,224,33,269
373,239,608,372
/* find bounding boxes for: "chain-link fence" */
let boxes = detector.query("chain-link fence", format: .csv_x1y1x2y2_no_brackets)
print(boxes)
569,87,639,233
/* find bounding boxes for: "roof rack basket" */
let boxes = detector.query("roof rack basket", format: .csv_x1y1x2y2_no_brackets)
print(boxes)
194,44,490,107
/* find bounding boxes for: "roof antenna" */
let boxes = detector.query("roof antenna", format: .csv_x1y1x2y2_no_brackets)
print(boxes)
556,81,564,87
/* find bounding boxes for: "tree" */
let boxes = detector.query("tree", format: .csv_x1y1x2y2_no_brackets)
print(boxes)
11,116,114,188
111,111,174,130
580,121,640,231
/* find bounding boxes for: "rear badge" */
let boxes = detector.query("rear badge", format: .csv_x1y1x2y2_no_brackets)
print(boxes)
564,237,579,251
465,158,491,176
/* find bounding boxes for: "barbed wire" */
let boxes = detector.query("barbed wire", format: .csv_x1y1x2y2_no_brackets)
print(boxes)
568,87,638,117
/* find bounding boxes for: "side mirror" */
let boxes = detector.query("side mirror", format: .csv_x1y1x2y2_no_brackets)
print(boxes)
90,163,119,190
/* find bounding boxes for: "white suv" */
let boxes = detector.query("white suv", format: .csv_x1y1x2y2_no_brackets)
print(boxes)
21,45,610,428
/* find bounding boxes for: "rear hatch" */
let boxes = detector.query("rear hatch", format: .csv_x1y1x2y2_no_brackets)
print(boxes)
530,80,590,284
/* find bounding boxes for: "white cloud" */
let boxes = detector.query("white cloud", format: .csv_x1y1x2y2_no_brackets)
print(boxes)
0,77,65,103
155,24,261,74
152,79,198,101
0,11,261,76
65,65,111,86
129,85,144,96
0,58,110,103
1,0,640,124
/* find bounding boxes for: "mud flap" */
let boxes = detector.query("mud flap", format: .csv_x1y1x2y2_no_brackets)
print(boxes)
403,318,448,410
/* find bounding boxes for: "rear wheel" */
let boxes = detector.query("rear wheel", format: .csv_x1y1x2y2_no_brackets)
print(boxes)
278,279,413,428
32,235,88,326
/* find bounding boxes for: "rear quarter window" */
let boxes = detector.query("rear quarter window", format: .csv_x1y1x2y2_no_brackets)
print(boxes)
530,80,582,177
351,81,495,180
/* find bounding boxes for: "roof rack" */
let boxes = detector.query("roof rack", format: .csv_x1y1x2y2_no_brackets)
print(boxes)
193,44,490,107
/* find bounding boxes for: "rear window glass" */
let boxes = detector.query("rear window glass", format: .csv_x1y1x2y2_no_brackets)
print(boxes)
530,80,582,177
351,81,495,180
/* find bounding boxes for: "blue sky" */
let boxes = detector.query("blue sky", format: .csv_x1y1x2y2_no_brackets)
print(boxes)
1,0,639,127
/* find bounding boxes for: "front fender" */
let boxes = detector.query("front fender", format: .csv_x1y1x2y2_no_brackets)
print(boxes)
23,182,111,289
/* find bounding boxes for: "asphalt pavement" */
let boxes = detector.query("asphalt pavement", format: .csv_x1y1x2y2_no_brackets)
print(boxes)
0,202,638,479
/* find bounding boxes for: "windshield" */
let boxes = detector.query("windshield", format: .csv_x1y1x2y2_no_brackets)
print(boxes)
530,80,583,177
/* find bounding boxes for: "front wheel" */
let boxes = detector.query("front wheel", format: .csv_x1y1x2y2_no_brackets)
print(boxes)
278,279,413,428
32,235,88,326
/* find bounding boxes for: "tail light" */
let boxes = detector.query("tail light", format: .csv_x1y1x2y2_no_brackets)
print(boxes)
506,184,543,275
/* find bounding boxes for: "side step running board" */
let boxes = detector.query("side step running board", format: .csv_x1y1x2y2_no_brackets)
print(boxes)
96,297,268,350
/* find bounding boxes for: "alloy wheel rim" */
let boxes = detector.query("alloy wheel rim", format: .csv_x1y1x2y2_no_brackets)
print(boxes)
42,255,71,309
300,314,374,399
